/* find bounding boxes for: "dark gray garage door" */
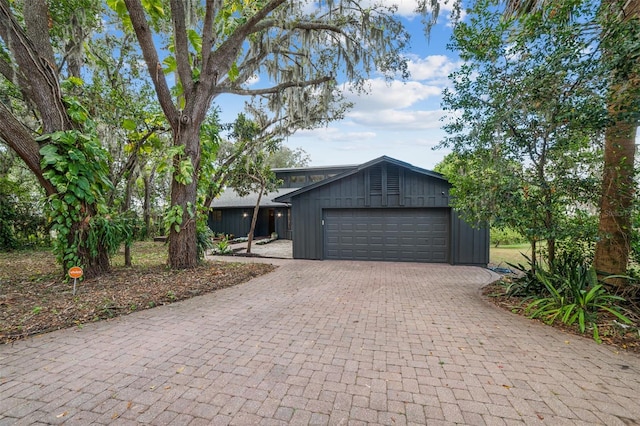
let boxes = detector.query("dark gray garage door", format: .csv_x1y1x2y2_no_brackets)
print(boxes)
323,208,450,262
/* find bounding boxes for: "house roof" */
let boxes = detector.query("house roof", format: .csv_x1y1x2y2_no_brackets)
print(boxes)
210,187,298,209
272,163,359,172
274,156,446,203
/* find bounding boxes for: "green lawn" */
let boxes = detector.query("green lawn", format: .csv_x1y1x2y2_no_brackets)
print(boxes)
490,243,531,267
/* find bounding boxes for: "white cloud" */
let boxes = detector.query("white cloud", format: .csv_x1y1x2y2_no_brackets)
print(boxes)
406,54,461,82
297,0,458,20
244,74,260,86
348,109,445,130
344,78,442,111
292,127,378,143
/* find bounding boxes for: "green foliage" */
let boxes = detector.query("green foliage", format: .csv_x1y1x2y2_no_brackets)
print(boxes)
505,244,632,343
163,205,184,234
0,190,17,250
38,92,132,272
505,255,547,298
0,176,49,250
196,223,215,261
630,202,640,266
526,265,631,343
438,0,608,265
213,237,233,255
490,227,526,247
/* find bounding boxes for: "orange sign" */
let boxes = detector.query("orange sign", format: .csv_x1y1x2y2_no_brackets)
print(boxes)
68,266,83,279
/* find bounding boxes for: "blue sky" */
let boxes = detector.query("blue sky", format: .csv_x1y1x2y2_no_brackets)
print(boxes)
212,1,460,170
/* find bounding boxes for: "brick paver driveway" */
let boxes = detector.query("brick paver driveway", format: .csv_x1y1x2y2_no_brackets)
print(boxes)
2,260,640,425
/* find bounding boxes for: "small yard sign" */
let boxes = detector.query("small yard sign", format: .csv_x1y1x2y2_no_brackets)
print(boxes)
68,266,83,279
68,266,83,295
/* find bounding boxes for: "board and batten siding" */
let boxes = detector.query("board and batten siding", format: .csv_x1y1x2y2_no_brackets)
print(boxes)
209,207,290,240
451,211,490,265
289,164,488,264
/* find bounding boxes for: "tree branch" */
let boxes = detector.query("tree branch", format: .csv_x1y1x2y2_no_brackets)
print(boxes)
200,0,220,70
252,19,348,35
123,0,179,126
170,0,194,95
23,0,56,71
0,102,55,195
202,0,286,85
0,0,72,133
218,75,332,96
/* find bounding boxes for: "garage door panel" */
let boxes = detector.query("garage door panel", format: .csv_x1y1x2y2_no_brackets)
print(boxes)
324,209,449,263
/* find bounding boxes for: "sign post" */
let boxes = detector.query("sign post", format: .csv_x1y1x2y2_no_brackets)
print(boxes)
68,266,83,295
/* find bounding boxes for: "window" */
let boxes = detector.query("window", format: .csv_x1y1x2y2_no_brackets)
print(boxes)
310,175,324,182
211,210,222,222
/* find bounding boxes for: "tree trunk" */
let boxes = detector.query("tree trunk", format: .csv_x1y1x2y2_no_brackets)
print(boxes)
246,186,264,254
547,239,555,268
0,1,112,279
143,165,156,238
123,171,136,267
592,0,640,284
531,239,537,272
593,116,636,282
71,202,111,279
167,124,201,269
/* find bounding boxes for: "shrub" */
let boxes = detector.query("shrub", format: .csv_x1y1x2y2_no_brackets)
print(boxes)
197,225,215,260
526,264,631,343
504,254,547,297
212,237,232,255
490,227,527,247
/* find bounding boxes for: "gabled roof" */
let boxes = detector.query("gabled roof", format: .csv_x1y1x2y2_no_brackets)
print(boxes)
274,156,446,203
210,187,298,209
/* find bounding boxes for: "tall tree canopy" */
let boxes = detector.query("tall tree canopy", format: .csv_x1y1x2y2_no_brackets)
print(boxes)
439,0,614,266
0,0,137,278
502,0,640,278
110,0,431,268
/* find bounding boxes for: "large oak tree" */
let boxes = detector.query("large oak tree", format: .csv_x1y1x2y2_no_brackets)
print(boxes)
115,0,425,269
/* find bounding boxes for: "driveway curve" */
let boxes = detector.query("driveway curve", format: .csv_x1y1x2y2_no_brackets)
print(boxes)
1,260,639,425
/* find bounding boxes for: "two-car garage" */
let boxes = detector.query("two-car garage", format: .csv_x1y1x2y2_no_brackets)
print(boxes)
323,208,450,263
274,156,489,266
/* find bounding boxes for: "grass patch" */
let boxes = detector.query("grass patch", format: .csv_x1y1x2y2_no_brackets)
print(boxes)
490,243,531,266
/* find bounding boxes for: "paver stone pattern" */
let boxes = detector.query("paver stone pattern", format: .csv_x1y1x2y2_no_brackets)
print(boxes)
1,260,640,425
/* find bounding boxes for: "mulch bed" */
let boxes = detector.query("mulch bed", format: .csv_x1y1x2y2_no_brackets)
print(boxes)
0,260,274,344
482,278,640,355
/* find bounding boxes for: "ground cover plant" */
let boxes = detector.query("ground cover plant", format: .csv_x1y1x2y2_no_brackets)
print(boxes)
484,252,640,353
0,241,274,343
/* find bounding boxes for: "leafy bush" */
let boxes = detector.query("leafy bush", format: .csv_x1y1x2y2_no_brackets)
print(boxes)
197,225,215,260
490,227,527,247
0,178,49,250
526,265,631,343
505,255,547,297
551,239,595,270
212,237,232,255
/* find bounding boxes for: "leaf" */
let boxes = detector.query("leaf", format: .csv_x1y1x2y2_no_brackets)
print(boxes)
187,29,202,52
122,119,137,131
107,0,127,15
228,62,240,82
141,0,164,18
163,56,177,74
